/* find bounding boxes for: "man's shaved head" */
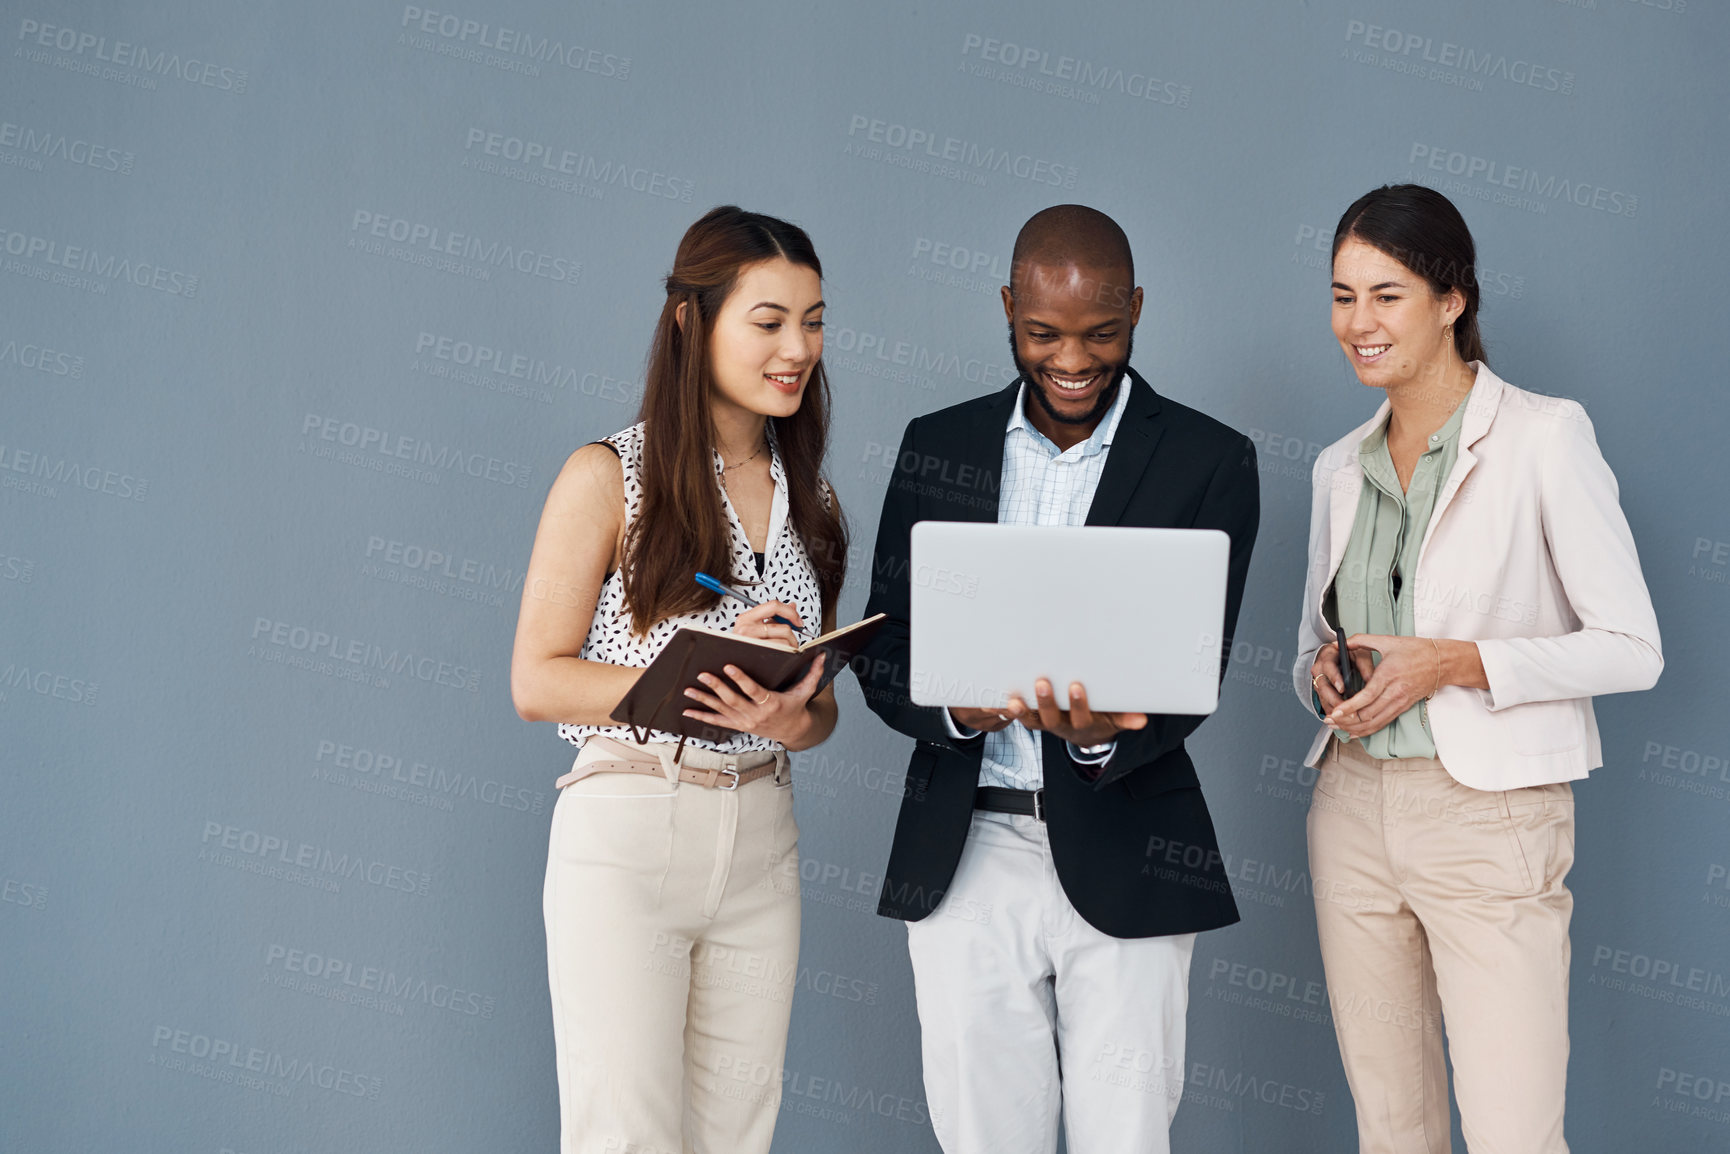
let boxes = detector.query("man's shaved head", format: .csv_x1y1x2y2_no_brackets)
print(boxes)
999,205,1143,448
1010,204,1134,295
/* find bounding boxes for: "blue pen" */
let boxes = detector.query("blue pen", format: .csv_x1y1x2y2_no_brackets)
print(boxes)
692,574,813,647
694,572,813,640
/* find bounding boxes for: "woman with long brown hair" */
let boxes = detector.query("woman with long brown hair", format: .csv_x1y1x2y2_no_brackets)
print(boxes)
511,206,847,1153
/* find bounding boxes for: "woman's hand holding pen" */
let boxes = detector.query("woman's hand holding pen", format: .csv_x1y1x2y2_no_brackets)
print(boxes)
728,599,806,649
694,573,813,646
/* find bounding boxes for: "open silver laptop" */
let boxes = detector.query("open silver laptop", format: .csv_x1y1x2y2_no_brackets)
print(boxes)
908,522,1230,715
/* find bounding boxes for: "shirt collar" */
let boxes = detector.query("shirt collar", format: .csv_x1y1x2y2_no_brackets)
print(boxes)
1359,384,1475,460
1006,372,1132,459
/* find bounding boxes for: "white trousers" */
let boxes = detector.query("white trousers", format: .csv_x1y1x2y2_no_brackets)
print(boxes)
906,812,1196,1154
543,742,799,1154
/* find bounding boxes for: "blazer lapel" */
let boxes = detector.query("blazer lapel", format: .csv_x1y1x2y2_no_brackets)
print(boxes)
1317,405,1381,616
1325,446,1365,579
952,381,1020,523
1417,363,1501,559
1085,370,1164,527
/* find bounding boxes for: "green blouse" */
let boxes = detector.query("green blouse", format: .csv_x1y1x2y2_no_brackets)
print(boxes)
1328,390,1471,758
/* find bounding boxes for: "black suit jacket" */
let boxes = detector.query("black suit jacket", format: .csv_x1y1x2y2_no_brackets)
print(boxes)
857,370,1260,939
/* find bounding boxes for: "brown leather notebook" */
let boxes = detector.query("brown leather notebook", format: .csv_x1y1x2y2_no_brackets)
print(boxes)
609,614,887,742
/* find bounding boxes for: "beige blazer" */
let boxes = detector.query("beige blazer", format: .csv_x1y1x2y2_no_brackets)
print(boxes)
1293,363,1662,790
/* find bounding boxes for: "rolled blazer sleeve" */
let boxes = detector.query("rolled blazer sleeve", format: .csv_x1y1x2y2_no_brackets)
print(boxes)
1474,403,1663,708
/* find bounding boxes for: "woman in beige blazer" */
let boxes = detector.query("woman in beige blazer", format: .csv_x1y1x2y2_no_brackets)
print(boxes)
1293,184,1661,1153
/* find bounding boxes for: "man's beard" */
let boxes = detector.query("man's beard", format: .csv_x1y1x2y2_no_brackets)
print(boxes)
1009,324,1132,426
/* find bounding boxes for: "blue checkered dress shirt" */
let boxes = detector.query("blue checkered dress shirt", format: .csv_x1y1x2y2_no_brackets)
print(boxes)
952,377,1131,798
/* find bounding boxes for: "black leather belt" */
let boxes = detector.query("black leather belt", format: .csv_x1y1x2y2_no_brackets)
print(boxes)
975,786,1044,822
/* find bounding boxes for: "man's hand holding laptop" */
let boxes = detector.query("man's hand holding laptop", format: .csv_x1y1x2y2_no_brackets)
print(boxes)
951,680,1147,746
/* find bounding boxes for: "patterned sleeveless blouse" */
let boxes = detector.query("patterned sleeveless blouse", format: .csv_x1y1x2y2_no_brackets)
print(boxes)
559,421,826,754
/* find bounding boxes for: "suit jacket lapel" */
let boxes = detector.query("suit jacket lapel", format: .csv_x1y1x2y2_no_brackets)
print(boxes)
952,380,1020,523
1085,370,1163,527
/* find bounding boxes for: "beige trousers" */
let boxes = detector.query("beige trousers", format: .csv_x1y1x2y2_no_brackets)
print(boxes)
1307,737,1575,1154
543,739,799,1154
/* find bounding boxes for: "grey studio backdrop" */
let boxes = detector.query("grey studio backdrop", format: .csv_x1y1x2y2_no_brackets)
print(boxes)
3,2,1726,1151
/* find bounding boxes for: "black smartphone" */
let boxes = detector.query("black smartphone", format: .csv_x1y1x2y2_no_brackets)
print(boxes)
1332,623,1366,697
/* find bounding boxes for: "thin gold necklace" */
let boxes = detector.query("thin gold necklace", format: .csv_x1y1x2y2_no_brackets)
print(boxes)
721,438,766,472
